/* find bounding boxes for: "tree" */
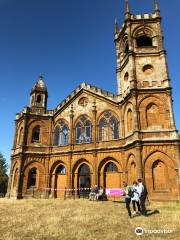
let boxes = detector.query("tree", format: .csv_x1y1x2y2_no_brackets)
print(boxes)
0,152,8,195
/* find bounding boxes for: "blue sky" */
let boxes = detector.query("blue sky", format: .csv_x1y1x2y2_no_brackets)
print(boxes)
0,0,180,167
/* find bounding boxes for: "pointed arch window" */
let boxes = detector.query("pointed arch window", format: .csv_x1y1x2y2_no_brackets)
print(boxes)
56,165,66,175
110,116,119,140
54,120,69,146
127,109,133,133
99,118,108,141
62,126,68,145
32,126,40,142
54,126,60,146
99,111,119,141
105,162,118,173
146,103,160,128
37,94,42,103
18,127,24,145
75,116,92,144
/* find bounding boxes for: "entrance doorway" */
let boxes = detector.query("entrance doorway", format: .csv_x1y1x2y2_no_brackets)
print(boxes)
78,163,90,197
78,163,90,188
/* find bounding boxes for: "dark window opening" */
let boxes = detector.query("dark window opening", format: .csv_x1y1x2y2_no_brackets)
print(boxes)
28,168,37,188
37,95,42,103
56,165,66,175
125,43,129,53
105,162,118,172
136,36,152,47
32,126,40,142
54,127,60,146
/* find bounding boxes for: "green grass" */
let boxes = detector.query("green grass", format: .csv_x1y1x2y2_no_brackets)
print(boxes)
0,198,179,240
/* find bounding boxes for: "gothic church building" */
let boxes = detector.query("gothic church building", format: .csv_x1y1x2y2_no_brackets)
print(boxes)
7,1,180,200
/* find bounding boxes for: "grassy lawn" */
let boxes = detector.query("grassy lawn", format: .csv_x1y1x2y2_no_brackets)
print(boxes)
0,198,179,240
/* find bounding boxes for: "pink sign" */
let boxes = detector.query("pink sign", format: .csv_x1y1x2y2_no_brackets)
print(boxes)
106,188,124,196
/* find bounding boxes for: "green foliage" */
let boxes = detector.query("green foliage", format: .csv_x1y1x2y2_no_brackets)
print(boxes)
0,152,8,194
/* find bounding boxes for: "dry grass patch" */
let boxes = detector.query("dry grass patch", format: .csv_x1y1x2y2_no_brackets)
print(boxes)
0,198,179,240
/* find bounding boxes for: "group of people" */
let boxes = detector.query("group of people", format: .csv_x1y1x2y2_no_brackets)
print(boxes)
88,179,148,218
123,178,148,218
89,185,106,201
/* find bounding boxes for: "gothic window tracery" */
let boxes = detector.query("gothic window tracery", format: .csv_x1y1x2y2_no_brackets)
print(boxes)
75,116,92,144
99,111,119,141
54,120,69,146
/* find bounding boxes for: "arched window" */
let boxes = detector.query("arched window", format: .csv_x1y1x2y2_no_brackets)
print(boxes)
110,116,119,140
56,165,66,175
31,96,34,105
18,127,23,145
136,36,152,47
124,72,129,82
152,160,167,190
79,163,90,176
104,162,118,172
99,118,108,141
146,103,160,128
13,169,18,188
62,125,68,145
99,111,119,141
32,126,40,142
54,120,69,146
27,168,37,188
37,95,42,103
75,116,92,144
54,126,60,146
125,43,129,53
127,109,133,133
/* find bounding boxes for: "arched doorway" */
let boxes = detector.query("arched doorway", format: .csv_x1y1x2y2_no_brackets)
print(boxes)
104,162,119,188
54,165,66,198
78,163,90,189
27,168,37,189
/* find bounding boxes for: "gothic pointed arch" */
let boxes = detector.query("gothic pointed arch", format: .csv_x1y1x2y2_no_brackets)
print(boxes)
98,157,122,189
98,111,119,141
72,159,93,191
75,115,92,144
22,161,45,195
139,96,168,130
144,151,177,195
54,119,69,146
146,103,160,128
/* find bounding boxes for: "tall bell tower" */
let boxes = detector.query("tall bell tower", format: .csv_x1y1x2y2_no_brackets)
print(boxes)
114,0,170,98
30,74,48,114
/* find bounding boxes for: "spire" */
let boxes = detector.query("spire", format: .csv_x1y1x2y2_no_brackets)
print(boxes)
154,0,161,17
125,0,130,13
114,19,119,34
154,0,159,11
125,0,131,20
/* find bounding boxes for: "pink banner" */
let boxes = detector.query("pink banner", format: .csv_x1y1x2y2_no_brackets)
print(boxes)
106,188,124,196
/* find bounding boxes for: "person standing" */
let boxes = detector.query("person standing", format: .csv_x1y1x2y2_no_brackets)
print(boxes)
131,181,141,215
123,181,132,218
137,178,148,216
